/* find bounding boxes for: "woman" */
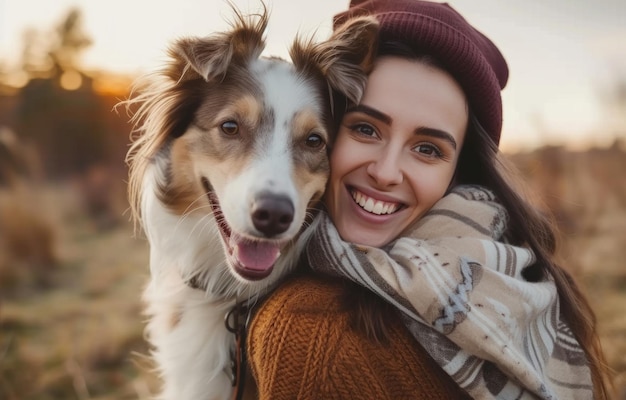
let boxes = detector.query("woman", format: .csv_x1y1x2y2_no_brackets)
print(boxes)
246,1,611,399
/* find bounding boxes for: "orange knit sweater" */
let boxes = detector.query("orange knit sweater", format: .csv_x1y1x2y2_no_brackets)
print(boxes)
246,272,471,399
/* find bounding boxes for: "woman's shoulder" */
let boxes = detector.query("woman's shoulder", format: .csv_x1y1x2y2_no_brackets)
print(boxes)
247,272,471,399
258,272,347,314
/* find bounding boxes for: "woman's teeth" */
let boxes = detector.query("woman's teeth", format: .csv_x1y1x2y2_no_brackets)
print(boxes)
351,190,400,215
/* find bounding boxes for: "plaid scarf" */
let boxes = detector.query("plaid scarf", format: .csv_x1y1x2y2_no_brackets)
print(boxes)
306,185,593,399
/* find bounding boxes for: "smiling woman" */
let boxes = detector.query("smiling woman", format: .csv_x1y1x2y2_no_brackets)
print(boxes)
246,1,612,399
326,55,468,247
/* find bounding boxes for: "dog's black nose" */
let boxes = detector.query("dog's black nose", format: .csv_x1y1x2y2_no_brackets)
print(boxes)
252,193,294,237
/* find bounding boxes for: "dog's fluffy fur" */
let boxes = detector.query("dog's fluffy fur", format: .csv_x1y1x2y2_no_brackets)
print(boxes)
125,7,377,400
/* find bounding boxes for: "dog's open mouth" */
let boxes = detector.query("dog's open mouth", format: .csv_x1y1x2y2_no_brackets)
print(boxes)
202,178,282,281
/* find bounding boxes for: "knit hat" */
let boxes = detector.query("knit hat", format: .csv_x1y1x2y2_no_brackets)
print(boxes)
334,0,509,145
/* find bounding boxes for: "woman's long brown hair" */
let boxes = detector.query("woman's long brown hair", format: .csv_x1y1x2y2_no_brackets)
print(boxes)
341,41,613,399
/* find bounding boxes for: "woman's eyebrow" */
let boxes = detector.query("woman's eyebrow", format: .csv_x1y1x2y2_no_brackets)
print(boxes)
414,127,457,150
347,104,457,150
346,104,392,125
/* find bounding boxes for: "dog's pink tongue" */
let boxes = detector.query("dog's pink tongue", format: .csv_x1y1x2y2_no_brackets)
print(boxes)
232,236,280,272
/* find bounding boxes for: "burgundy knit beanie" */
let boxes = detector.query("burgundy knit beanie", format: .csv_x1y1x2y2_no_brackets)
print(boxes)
334,0,509,145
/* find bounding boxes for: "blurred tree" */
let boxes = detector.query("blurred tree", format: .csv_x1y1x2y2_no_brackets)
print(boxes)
0,62,7,83
16,78,108,178
20,28,52,78
0,62,9,94
51,8,92,75
13,8,109,179
599,73,626,141
18,8,92,80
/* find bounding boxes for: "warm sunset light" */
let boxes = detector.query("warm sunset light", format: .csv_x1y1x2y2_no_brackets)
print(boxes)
59,70,82,90
1,0,625,151
0,2,624,400
92,74,134,97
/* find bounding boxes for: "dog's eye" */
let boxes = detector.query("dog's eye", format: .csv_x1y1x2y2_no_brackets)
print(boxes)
305,133,325,149
220,121,239,135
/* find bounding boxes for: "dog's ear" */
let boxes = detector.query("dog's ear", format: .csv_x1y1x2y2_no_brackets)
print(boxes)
290,16,379,105
171,8,268,82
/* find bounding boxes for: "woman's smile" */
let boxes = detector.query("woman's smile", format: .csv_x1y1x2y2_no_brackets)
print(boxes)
349,187,403,216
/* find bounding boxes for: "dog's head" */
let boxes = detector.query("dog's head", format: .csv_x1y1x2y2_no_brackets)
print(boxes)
126,8,377,286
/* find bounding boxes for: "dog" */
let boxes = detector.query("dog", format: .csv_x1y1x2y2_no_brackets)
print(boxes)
124,7,377,400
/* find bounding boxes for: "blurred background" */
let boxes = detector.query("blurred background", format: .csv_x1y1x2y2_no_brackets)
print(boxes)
0,0,625,399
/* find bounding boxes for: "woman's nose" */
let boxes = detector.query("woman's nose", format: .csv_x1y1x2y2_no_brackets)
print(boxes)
366,147,403,187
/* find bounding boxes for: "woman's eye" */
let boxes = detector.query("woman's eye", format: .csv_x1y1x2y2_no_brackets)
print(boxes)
220,120,239,135
414,144,443,158
305,133,325,149
351,123,377,137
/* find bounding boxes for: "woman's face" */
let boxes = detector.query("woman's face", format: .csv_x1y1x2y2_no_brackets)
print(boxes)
325,56,468,247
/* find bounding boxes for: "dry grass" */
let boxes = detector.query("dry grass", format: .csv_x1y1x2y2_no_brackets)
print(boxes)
575,218,626,398
0,183,158,400
0,185,57,291
508,144,626,399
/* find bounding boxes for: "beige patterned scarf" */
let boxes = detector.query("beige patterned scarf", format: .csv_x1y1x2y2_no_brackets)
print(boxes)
306,185,593,399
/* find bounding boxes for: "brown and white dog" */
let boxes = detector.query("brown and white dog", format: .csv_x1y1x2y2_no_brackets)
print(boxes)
125,7,376,400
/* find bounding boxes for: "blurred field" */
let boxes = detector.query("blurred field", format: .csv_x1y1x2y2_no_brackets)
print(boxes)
0,143,624,399
511,143,626,399
0,182,157,399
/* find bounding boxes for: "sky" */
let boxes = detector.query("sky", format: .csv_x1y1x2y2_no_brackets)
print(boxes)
1,0,626,151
